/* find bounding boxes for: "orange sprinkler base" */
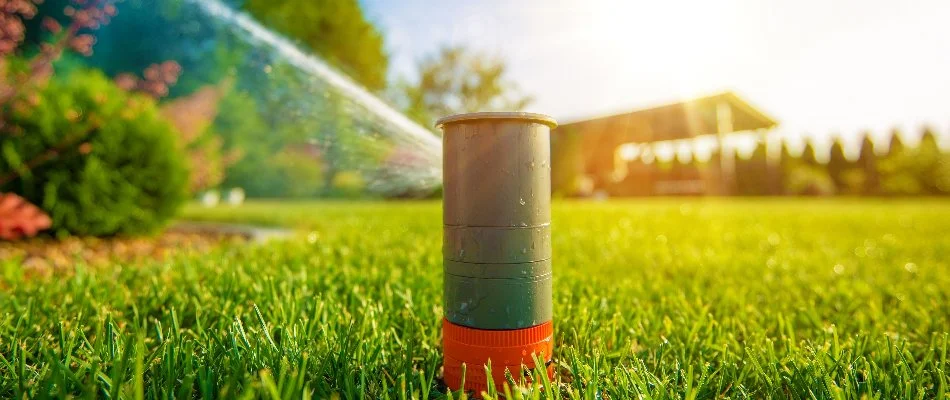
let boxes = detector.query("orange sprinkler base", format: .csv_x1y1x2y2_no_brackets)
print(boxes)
442,319,553,395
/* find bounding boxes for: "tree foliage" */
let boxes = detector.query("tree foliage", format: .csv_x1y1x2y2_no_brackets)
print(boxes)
827,138,851,192
878,127,949,196
395,46,533,128
857,134,879,195
551,128,583,196
561,125,946,198
243,0,388,92
735,142,769,195
800,141,819,166
782,142,834,196
878,128,921,195
916,128,945,194
886,128,905,156
24,0,238,97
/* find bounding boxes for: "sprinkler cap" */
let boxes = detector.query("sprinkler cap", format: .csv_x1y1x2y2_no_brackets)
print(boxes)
436,112,557,129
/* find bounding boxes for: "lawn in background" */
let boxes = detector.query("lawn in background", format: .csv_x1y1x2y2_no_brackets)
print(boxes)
1,200,948,398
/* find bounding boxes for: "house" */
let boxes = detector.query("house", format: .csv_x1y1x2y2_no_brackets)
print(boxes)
551,91,778,196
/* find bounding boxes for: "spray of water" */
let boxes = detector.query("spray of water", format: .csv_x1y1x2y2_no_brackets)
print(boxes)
187,0,442,196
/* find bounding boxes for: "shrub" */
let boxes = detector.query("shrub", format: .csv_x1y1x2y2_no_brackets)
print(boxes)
785,164,836,196
159,82,240,194
0,68,189,236
270,149,326,198
329,170,365,198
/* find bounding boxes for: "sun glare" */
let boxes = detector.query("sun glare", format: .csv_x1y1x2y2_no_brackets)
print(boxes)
545,0,743,118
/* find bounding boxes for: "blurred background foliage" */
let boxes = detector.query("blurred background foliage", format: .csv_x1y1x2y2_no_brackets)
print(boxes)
588,129,950,199
782,129,950,196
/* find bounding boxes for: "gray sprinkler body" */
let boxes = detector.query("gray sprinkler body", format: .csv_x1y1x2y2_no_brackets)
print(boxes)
438,112,557,330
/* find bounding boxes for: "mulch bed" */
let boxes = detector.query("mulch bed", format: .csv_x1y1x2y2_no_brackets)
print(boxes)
0,229,249,279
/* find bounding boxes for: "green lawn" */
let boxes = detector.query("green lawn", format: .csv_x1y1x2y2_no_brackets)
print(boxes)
2,200,949,399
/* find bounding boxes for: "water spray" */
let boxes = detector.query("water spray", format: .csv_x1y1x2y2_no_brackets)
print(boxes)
437,112,557,393
185,0,442,195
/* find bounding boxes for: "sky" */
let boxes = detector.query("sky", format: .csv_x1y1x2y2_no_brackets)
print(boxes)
361,0,950,150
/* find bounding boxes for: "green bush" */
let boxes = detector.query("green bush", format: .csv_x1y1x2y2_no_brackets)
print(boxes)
785,164,836,196
0,69,189,236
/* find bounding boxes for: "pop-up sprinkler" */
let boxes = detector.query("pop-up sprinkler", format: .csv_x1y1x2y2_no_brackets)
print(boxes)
437,112,557,394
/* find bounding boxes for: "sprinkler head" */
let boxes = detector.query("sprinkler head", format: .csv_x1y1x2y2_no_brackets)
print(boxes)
437,112,557,394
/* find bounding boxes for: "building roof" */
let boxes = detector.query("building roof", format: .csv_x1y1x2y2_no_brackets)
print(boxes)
556,91,778,141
